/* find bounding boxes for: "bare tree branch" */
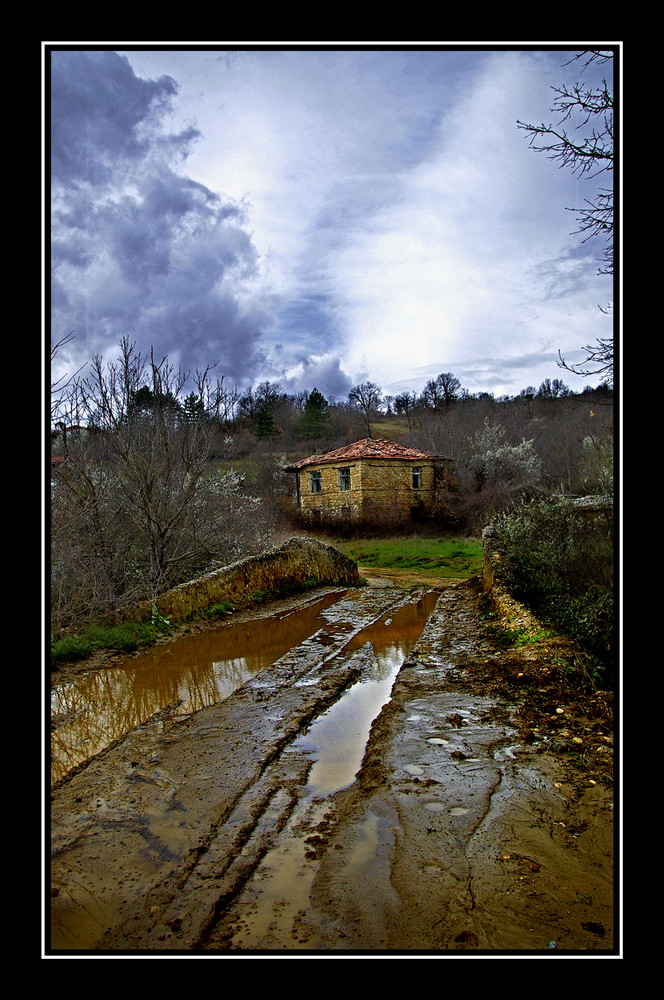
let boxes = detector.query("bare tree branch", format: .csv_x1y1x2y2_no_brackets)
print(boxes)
558,330,614,388
516,49,614,275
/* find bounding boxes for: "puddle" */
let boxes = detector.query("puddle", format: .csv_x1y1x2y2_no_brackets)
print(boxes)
224,592,439,949
295,591,439,795
50,591,346,784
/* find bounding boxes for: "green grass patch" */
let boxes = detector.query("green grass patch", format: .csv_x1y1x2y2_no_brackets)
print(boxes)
51,620,166,668
335,535,482,579
502,626,555,648
204,600,238,617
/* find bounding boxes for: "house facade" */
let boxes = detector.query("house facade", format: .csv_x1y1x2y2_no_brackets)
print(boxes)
286,438,451,522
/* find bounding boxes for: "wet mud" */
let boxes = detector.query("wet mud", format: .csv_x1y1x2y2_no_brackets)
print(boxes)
48,580,615,956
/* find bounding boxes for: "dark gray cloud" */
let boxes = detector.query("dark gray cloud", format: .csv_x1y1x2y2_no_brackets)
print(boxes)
269,293,339,350
50,49,271,386
51,50,185,187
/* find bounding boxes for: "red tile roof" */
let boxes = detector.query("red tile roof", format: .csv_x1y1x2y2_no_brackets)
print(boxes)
286,438,441,470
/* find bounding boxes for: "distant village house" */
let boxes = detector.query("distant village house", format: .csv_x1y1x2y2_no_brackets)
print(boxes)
285,438,452,523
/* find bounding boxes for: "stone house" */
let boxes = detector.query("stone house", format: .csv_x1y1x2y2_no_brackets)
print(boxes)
285,438,452,522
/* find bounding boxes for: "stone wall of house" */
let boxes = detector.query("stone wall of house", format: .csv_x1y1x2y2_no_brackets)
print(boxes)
100,537,361,627
297,458,439,520
298,462,364,518
359,459,437,519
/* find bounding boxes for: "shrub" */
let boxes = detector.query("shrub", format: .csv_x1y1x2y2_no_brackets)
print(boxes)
469,420,542,493
491,497,614,677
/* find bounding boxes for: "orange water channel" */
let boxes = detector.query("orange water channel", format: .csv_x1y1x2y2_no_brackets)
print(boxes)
50,590,439,787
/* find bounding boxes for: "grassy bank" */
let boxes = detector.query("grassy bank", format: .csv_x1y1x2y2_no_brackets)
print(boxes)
50,617,172,669
333,535,482,579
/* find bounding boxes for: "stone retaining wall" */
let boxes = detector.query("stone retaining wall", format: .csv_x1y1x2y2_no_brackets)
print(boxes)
117,536,361,626
481,524,543,634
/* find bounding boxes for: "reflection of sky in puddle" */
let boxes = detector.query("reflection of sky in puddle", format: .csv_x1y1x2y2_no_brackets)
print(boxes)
50,590,438,787
226,594,440,950
297,646,405,796
296,592,439,796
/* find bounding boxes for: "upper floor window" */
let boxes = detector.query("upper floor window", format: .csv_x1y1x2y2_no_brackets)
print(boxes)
310,471,322,493
412,466,422,489
338,467,351,491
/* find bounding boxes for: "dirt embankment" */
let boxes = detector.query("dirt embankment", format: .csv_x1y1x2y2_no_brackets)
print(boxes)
49,577,615,956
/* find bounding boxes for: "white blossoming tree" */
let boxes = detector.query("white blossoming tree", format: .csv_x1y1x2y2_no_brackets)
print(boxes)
469,420,542,494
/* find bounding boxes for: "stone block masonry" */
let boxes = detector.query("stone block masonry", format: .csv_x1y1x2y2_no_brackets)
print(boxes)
286,439,448,523
113,537,361,626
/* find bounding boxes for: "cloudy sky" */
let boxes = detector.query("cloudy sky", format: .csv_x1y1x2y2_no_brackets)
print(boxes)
48,44,615,403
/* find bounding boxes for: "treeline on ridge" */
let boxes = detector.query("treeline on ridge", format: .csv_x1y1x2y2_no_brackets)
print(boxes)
50,338,613,631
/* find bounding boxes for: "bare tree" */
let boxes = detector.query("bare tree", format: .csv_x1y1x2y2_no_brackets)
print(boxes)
193,363,240,425
537,377,573,399
420,372,462,411
51,340,273,626
394,390,418,430
518,49,615,389
558,332,614,388
348,381,383,437
50,332,87,427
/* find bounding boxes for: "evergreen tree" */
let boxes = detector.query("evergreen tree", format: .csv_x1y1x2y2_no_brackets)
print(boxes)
182,391,205,425
255,403,280,439
298,387,330,439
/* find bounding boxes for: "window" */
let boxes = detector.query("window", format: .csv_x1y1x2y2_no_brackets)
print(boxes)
310,471,322,493
338,467,351,491
412,467,422,489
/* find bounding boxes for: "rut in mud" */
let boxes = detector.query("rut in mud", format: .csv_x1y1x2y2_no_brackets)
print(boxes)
49,582,615,955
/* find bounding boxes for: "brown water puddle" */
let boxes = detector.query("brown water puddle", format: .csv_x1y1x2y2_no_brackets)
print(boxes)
50,591,347,785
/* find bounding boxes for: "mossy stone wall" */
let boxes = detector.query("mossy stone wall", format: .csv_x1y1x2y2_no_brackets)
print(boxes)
481,524,541,633
117,536,360,625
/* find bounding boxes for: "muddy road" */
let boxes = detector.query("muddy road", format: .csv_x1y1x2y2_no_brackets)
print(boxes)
48,579,616,956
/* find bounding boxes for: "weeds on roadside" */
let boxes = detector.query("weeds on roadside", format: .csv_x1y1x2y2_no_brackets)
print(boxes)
505,626,555,648
204,600,237,618
50,577,329,668
50,620,167,668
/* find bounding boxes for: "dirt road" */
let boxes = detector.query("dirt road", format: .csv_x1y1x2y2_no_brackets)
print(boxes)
48,580,615,956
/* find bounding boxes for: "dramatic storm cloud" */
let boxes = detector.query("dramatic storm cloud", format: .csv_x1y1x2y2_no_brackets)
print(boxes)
49,46,615,400
50,49,270,387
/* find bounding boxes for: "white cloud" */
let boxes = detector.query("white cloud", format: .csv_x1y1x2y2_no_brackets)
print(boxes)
316,50,612,395
52,46,614,400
